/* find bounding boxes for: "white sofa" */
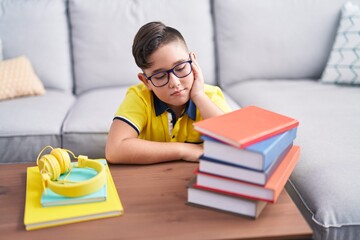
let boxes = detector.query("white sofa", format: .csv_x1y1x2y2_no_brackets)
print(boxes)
1,0,360,239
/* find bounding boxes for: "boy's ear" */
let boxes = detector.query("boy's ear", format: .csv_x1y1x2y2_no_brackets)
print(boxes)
138,73,152,90
190,51,196,60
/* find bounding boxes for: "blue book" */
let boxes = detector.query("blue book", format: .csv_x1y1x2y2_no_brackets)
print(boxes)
199,144,293,185
202,128,297,171
41,160,107,207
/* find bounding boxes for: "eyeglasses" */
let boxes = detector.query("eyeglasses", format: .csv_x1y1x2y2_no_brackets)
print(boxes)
144,57,193,87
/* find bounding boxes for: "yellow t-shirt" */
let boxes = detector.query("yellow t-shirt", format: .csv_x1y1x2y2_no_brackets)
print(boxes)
114,83,231,143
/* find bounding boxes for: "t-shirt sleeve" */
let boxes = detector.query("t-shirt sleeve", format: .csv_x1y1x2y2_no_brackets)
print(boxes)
206,85,232,113
113,87,149,135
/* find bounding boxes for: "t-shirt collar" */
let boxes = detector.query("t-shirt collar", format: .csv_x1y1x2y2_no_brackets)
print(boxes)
153,92,196,120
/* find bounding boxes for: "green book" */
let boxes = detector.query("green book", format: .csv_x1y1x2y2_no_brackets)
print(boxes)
41,160,107,207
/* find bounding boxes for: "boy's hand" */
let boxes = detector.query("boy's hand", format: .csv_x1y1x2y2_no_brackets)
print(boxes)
190,52,206,101
180,143,203,162
188,52,224,120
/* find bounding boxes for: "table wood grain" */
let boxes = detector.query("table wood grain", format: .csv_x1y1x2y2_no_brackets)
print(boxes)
0,161,312,239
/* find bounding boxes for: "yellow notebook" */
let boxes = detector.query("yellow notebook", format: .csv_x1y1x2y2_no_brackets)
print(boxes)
24,162,124,230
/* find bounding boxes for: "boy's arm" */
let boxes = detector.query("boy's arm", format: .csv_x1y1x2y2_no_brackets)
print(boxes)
105,120,203,164
189,52,227,119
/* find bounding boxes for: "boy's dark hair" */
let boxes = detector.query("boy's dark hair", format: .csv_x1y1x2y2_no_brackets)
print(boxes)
132,21,188,69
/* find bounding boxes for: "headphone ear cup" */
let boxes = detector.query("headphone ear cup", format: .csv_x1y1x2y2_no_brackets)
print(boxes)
39,154,61,180
51,148,71,174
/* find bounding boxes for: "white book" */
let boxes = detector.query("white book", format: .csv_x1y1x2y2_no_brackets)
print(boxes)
187,178,267,219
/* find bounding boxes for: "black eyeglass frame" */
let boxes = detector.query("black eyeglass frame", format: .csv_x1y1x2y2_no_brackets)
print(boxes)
143,56,193,87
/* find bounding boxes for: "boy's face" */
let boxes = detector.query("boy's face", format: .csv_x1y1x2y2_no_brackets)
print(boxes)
138,40,193,111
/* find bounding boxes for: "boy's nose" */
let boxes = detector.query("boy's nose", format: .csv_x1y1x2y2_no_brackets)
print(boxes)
168,72,181,88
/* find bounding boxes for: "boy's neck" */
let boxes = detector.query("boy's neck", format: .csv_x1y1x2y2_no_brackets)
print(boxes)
168,105,185,120
152,93,197,121
153,92,187,119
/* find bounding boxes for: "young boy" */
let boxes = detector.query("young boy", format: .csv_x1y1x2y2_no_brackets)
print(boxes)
105,22,231,164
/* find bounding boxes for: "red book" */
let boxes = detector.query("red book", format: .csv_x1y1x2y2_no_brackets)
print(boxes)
194,106,299,148
194,146,300,203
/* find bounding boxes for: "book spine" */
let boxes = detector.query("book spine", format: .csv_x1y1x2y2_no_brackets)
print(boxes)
199,143,293,185
194,182,274,203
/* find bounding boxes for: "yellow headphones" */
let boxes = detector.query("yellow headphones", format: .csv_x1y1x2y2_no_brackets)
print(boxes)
36,146,106,198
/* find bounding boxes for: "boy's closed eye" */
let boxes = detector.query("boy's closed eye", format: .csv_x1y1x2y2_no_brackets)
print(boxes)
174,63,187,72
153,72,167,80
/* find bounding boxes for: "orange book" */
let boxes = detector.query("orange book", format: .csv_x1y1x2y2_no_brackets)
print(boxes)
195,146,300,203
194,106,299,148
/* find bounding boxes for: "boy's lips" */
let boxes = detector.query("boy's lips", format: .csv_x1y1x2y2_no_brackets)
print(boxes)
170,89,185,96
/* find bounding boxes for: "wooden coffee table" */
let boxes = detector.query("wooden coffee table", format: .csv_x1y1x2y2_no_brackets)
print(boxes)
0,161,312,239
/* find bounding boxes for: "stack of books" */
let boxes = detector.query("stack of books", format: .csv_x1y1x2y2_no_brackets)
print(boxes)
187,106,300,219
24,159,124,230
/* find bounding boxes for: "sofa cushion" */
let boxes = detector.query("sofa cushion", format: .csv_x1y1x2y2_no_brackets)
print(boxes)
69,0,216,94
225,79,360,239
0,0,72,92
0,91,75,163
214,0,347,87
222,92,241,111
0,56,45,101
62,87,128,158
321,1,360,85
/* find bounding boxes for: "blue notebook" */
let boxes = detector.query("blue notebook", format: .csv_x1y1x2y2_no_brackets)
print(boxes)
41,159,107,207
202,128,297,171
